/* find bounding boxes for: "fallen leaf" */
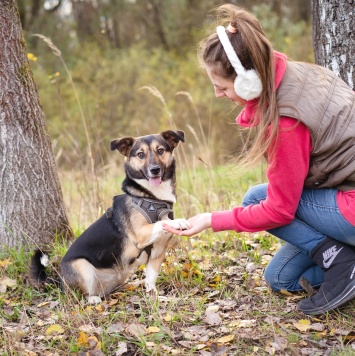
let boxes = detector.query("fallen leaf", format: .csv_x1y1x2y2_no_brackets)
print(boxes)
217,334,235,343
279,289,293,296
0,278,17,293
0,259,12,268
37,301,50,308
238,319,257,328
293,319,311,332
310,323,325,332
95,304,105,313
127,323,146,338
106,323,126,334
77,331,90,347
147,326,160,334
115,341,128,355
205,305,219,314
205,312,222,325
46,324,65,336
163,314,173,322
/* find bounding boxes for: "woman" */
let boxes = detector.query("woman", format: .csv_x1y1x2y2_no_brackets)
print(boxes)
163,4,355,315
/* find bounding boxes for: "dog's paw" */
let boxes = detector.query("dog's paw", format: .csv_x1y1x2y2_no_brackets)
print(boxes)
164,218,190,231
87,295,102,304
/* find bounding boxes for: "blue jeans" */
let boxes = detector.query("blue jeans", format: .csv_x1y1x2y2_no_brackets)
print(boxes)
242,184,355,292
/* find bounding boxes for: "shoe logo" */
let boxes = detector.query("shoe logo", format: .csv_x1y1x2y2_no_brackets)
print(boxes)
351,266,355,280
323,246,343,269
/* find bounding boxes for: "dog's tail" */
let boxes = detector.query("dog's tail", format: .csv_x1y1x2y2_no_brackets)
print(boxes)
29,249,60,288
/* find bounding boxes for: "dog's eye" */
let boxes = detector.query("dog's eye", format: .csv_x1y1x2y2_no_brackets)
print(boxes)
137,152,145,159
157,148,165,156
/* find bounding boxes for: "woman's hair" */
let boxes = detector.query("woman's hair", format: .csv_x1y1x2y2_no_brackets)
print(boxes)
197,4,278,167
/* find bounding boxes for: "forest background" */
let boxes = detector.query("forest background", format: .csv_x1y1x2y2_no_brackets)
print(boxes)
20,0,313,226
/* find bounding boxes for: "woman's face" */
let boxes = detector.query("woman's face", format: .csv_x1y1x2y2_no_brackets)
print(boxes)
206,65,247,106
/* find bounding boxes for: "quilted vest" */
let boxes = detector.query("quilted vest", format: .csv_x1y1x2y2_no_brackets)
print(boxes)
276,61,355,191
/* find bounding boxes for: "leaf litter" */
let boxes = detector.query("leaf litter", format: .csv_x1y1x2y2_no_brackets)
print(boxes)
1,232,355,355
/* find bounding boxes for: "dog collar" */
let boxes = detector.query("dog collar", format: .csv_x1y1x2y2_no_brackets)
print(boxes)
130,196,174,223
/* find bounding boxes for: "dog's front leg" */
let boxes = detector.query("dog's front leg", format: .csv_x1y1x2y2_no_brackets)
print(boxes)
135,219,190,250
144,238,173,294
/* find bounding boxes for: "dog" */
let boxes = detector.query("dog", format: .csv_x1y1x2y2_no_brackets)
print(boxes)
29,130,189,304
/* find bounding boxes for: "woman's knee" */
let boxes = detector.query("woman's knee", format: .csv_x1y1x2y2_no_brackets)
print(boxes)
263,242,307,292
241,183,268,207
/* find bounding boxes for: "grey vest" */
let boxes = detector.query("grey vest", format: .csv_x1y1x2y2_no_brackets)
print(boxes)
276,61,355,191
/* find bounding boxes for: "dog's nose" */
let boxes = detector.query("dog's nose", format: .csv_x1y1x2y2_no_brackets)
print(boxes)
149,165,161,176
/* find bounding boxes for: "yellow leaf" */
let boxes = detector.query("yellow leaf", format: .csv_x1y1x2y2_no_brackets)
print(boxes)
293,319,311,332
280,289,293,296
182,262,192,271
164,263,175,275
181,271,189,278
217,334,235,343
147,326,160,334
0,259,12,268
95,304,105,312
77,331,89,347
164,314,173,322
37,302,50,308
213,275,221,283
46,324,64,336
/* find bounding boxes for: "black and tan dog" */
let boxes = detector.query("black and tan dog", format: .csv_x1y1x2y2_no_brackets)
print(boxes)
29,130,189,304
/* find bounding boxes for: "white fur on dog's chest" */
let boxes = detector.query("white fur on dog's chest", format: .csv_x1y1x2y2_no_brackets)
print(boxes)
134,178,176,203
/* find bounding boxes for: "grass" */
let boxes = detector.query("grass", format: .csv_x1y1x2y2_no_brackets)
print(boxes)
1,163,355,355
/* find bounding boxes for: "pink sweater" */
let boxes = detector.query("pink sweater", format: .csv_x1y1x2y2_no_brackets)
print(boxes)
211,53,355,232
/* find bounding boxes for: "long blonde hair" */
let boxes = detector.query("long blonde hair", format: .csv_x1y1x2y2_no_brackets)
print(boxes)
197,4,279,166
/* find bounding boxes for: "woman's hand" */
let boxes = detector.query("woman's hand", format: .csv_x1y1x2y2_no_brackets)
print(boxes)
162,213,212,237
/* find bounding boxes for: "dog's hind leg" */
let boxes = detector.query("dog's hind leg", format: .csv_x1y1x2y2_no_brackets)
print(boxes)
62,259,103,304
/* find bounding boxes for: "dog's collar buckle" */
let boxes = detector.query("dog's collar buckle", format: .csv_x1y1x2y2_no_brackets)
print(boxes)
131,196,174,223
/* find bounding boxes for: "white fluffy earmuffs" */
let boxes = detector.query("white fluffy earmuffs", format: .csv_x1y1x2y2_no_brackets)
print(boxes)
216,26,262,101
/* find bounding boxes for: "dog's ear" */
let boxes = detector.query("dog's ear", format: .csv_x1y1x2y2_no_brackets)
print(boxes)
160,130,185,150
110,137,135,156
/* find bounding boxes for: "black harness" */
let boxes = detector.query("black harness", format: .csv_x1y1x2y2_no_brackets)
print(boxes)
130,196,174,223
105,195,174,223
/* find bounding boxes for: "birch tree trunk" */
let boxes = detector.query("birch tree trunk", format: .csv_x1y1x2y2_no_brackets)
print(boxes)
312,0,355,89
0,0,72,247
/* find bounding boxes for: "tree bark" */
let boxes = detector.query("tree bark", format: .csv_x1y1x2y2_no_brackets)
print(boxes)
0,0,72,247
312,0,355,89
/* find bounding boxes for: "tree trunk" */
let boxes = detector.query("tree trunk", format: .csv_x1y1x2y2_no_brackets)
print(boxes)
312,0,355,90
0,0,72,247
71,0,98,41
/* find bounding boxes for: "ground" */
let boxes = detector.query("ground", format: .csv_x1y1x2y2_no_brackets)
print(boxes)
1,231,355,355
